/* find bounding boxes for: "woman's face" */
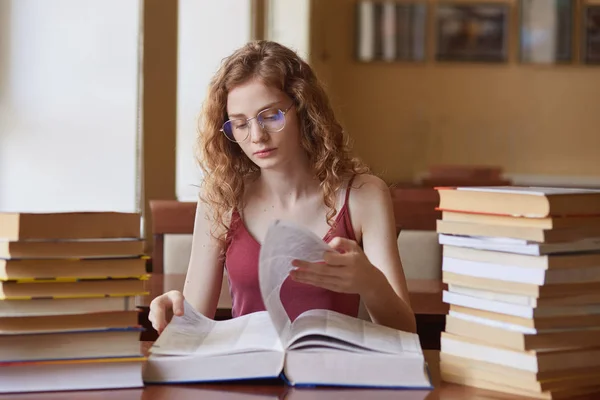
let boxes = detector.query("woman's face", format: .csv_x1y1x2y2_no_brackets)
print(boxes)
225,79,303,171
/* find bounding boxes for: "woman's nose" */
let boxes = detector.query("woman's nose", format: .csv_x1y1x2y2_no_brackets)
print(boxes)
249,119,268,143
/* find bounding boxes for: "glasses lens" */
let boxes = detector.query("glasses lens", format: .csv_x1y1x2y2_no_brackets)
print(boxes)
222,119,247,142
258,108,285,132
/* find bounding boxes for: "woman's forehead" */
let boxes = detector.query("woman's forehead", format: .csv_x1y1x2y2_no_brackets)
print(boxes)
226,80,286,116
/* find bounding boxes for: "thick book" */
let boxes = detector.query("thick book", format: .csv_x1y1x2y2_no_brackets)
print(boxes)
437,186,600,217
441,366,600,400
440,210,600,230
437,219,600,243
0,327,142,362
449,305,600,330
443,271,600,298
443,290,600,320
444,314,600,351
0,278,148,300
443,246,600,271
438,234,600,256
440,352,600,393
0,296,138,317
0,238,145,259
441,256,600,286
0,357,144,394
447,283,600,308
143,220,432,389
0,257,147,281
0,212,141,240
441,332,600,373
0,310,139,334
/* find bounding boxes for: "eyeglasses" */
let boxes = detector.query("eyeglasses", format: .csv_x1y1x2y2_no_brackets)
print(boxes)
221,103,294,143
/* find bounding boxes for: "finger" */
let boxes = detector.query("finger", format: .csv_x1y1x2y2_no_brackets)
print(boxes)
149,298,167,333
291,272,344,292
328,237,358,253
154,320,166,335
291,260,342,277
291,269,344,285
323,250,348,266
166,290,185,316
149,311,165,334
291,259,314,269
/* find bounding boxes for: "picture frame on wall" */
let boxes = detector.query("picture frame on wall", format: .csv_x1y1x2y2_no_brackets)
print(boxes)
435,2,509,62
519,0,573,64
356,1,427,62
582,4,600,64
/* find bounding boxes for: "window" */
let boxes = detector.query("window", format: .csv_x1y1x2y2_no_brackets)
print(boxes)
0,0,141,213
176,0,252,201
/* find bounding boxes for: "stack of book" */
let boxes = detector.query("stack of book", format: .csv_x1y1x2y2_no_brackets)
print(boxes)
0,212,148,393
435,186,600,399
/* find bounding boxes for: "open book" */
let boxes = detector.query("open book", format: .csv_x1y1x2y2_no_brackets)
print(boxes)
142,220,432,389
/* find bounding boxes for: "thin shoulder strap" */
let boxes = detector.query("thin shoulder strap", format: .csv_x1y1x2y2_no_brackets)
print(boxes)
343,174,357,206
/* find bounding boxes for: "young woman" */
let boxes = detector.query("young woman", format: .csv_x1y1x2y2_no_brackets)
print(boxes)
149,41,416,334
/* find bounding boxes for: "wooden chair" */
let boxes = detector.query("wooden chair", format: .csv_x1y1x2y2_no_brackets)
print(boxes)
148,200,197,274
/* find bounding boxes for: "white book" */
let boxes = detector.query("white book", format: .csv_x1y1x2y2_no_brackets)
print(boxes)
381,2,397,61
442,257,600,285
448,284,600,308
438,234,600,256
357,2,375,61
443,290,600,319
143,220,432,389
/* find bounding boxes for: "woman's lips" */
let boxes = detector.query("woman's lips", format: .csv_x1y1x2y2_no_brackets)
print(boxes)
254,148,277,158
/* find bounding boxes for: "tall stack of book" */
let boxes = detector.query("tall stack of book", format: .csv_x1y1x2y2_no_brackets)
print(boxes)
435,187,600,399
0,212,148,393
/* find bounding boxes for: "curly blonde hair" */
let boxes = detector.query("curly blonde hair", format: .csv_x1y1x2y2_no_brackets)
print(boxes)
198,40,369,243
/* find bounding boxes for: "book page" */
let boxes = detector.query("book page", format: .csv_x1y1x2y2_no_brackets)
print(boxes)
149,300,282,356
288,309,422,356
258,220,332,343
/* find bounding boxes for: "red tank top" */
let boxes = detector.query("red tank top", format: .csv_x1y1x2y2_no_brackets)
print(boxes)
224,179,360,321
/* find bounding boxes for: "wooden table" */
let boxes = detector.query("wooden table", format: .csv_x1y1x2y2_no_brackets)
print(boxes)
0,346,550,400
137,274,448,347
0,385,549,400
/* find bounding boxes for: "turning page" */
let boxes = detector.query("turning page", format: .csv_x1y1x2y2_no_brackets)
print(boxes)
258,220,332,342
258,219,424,356
150,300,282,356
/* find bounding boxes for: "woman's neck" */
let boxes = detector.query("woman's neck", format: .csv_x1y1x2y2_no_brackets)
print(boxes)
257,163,320,208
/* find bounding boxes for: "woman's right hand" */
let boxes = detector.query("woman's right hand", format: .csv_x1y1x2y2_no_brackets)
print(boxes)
148,290,185,335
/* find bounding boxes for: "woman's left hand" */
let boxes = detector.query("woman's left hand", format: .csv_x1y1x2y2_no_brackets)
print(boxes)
289,237,383,296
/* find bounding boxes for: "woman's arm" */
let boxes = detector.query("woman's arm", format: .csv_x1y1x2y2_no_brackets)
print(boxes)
182,197,228,319
290,174,417,332
149,197,227,333
351,175,416,332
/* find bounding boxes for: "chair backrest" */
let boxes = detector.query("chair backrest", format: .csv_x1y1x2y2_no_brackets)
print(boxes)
149,200,196,274
390,187,443,280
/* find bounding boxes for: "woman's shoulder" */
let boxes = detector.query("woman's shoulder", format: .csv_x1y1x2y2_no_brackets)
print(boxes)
348,173,390,202
345,174,392,231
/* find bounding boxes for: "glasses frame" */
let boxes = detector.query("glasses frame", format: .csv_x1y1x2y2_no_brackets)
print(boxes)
220,102,294,143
